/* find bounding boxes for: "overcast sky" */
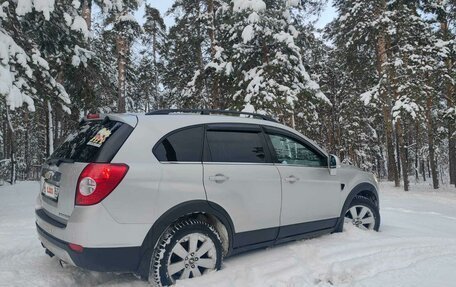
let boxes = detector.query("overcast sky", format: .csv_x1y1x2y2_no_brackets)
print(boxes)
135,0,337,29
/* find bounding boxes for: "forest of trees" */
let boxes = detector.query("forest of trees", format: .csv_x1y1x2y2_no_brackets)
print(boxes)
0,0,454,191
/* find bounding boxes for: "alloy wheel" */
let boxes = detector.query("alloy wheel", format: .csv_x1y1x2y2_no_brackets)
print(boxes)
167,233,217,281
344,205,375,230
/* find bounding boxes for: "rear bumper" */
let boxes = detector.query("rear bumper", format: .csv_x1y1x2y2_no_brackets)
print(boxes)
36,223,142,272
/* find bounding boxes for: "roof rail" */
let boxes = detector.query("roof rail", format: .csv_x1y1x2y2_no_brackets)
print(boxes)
146,109,278,122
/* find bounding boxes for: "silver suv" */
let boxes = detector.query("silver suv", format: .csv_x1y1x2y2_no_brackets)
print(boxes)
35,109,380,286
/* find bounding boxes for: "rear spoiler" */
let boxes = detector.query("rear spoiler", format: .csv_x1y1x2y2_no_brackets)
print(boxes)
80,113,138,128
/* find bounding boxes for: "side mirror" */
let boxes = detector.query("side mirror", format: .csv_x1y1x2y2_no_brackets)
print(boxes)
329,154,340,176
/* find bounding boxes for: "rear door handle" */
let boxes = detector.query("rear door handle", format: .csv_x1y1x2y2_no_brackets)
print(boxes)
284,175,299,183
209,174,229,183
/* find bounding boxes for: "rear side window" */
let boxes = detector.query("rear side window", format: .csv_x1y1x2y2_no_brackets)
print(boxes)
50,119,127,163
206,131,266,163
154,126,204,162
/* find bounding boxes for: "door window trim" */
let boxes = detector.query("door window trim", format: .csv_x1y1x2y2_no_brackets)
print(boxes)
262,126,328,168
203,123,274,164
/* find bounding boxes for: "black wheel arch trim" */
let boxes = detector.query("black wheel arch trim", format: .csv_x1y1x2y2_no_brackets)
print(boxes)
335,182,379,230
342,182,378,212
136,200,235,278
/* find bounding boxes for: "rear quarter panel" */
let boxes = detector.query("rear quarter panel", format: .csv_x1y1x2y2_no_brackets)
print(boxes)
101,117,206,224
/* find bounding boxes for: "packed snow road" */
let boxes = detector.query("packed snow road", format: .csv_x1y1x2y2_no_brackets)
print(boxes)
1,182,456,287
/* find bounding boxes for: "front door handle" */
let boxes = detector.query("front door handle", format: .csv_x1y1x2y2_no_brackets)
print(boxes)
209,174,229,183
284,175,299,183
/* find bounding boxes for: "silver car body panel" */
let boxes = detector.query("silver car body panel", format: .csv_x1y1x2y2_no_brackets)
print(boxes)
37,196,151,247
276,165,341,225
36,113,378,258
203,162,282,233
39,162,88,224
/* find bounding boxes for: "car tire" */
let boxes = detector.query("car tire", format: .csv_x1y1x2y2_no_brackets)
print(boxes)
337,196,380,232
149,218,223,286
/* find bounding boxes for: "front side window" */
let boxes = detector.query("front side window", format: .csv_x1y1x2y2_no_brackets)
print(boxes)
206,131,266,163
268,133,326,167
154,126,203,162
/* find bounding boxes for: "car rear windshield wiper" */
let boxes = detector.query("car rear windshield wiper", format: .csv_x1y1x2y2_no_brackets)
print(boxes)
47,158,75,167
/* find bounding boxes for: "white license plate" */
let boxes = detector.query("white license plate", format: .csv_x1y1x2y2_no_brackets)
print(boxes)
43,182,59,200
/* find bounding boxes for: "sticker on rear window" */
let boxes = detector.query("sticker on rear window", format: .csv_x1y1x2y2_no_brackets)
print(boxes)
87,128,112,147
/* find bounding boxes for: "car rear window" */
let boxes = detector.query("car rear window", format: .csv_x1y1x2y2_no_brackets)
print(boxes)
50,119,126,163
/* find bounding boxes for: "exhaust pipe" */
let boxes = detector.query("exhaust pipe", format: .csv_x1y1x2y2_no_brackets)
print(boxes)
45,248,55,258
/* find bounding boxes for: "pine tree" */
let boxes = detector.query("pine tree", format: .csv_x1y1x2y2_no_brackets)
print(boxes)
101,0,142,112
140,5,166,111
0,0,90,183
316,44,383,173
328,0,454,189
163,0,211,108
329,0,399,182
214,0,329,120
422,0,456,188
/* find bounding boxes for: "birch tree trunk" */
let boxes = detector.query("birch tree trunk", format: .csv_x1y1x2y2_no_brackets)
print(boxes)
24,112,30,179
376,31,398,185
414,122,419,182
426,95,439,189
5,108,15,185
47,100,54,156
81,0,92,31
373,0,399,184
2,110,7,161
450,125,456,187
195,0,208,108
439,16,456,187
396,120,409,191
206,0,220,109
116,35,128,113
152,22,159,110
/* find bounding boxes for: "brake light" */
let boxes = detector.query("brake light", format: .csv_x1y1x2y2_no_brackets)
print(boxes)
68,243,84,253
86,113,100,119
76,163,129,206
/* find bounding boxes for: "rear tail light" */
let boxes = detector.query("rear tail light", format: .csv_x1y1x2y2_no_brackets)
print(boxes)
86,113,100,119
76,163,129,206
68,243,84,253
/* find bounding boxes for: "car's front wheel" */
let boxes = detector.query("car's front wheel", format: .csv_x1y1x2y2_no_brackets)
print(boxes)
149,218,223,286
342,196,380,231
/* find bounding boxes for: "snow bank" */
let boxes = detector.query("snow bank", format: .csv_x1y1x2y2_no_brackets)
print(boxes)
1,182,456,287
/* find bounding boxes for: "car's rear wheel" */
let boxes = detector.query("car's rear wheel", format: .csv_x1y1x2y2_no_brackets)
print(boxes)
342,196,380,231
149,218,223,286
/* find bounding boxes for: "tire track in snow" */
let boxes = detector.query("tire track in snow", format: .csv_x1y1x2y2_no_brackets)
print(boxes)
320,244,456,285
310,229,456,285
383,207,456,221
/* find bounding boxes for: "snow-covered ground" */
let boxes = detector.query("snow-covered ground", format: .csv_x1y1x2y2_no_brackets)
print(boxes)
1,181,456,287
